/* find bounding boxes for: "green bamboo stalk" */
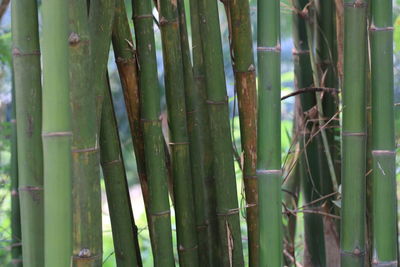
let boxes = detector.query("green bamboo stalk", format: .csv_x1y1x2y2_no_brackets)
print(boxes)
187,0,219,264
11,0,44,265
68,0,102,265
131,0,175,265
10,77,22,267
100,76,142,267
225,0,258,265
197,0,244,264
370,0,398,266
292,2,326,266
41,0,72,264
341,1,367,266
111,0,149,209
158,1,199,265
89,0,115,122
257,0,282,266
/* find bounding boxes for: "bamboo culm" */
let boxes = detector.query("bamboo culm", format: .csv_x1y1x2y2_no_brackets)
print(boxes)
341,1,367,266
68,0,102,264
187,0,219,264
41,0,72,264
257,0,282,266
11,0,44,265
100,76,142,267
370,0,398,265
197,0,245,264
10,75,22,266
131,0,175,265
158,0,200,265
225,0,259,265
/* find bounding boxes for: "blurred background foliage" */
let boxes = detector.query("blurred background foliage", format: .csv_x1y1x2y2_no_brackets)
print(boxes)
0,0,399,266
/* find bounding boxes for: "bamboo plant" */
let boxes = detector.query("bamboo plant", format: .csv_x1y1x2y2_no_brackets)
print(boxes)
10,79,22,266
41,0,72,264
68,0,102,265
341,1,367,266
158,0,200,265
131,0,175,265
370,0,398,265
11,0,44,265
225,0,259,265
257,0,282,266
187,0,219,264
197,0,244,264
100,77,142,267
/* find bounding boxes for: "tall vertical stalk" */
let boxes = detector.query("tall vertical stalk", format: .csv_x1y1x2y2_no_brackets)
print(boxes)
100,77,142,267
41,0,72,264
225,0,258,265
10,79,22,266
68,0,102,265
257,0,282,266
292,1,326,266
11,0,44,265
197,0,244,264
111,0,149,208
158,0,199,265
341,1,367,266
187,0,219,264
131,0,175,265
370,0,398,266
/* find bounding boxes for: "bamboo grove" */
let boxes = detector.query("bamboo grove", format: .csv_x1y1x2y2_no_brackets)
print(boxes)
6,0,398,266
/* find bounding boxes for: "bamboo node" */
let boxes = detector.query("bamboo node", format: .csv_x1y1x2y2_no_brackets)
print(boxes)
101,158,121,166
244,175,257,179
371,150,396,155
11,189,18,196
369,25,394,32
151,210,171,217
342,131,366,137
256,169,282,176
257,44,281,52
42,131,73,138
78,248,91,257
343,1,367,8
159,17,178,26
371,259,398,266
340,248,365,256
292,48,310,55
19,186,43,192
72,146,99,153
217,208,240,216
12,48,40,57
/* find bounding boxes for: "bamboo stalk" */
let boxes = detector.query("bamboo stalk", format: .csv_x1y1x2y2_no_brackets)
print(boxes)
370,0,398,266
187,0,219,264
341,1,367,266
257,0,282,265
197,0,244,264
100,76,142,267
11,0,44,264
158,0,199,265
111,0,149,209
10,78,22,267
88,0,115,123
41,0,72,264
224,0,258,265
131,0,175,265
68,0,102,265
